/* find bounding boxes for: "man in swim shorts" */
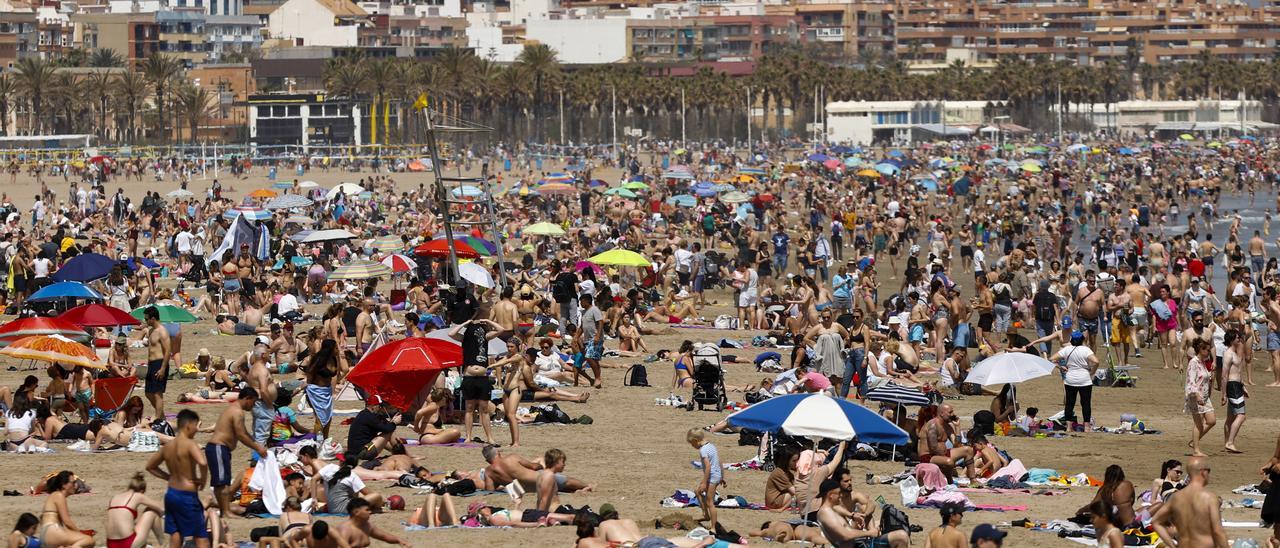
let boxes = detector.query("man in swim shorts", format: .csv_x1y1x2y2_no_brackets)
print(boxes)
146,409,210,547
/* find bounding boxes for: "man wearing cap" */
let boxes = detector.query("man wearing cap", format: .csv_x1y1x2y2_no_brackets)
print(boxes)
926,501,966,548
348,395,401,461
970,523,1006,547
816,477,908,548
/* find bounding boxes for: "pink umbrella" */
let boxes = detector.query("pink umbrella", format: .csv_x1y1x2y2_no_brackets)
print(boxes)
823,158,842,170
574,261,604,275
381,254,418,273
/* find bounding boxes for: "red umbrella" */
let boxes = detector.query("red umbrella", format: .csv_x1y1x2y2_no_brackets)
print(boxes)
414,239,480,259
57,303,141,328
346,337,462,410
0,317,89,347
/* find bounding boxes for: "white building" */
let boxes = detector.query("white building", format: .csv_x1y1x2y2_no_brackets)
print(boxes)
466,25,522,62
525,18,628,64
268,0,366,47
1053,100,1275,135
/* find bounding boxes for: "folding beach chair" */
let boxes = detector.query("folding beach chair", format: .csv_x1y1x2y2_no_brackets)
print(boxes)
89,376,137,421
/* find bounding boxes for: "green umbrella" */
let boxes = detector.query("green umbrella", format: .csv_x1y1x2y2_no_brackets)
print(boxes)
130,305,198,323
622,181,650,191
604,187,638,198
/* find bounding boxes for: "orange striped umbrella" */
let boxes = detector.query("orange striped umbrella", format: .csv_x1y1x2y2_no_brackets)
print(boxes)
0,334,105,369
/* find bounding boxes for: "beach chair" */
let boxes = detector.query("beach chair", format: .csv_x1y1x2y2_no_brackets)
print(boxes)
89,376,137,421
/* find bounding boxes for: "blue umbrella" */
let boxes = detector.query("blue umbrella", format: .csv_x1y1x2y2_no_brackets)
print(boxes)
1067,144,1090,153
666,194,697,208
887,149,905,158
875,163,900,176
1117,147,1136,155
51,253,116,282
806,153,831,163
829,145,854,155
726,394,908,444
29,281,103,302
738,167,766,176
843,156,864,167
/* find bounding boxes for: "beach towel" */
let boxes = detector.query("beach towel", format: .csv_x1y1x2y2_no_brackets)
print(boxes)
1026,468,1058,485
248,451,286,515
305,384,334,427
815,333,843,378
914,464,948,491
990,459,1029,483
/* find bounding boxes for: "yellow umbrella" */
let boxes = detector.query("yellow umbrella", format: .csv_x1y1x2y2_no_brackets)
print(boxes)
588,249,651,267
1179,133,1194,141
249,188,278,199
856,169,880,178
1020,163,1042,173
524,222,566,236
0,334,104,369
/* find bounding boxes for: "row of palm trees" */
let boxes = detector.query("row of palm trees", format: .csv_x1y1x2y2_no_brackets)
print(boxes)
1,44,1274,145
0,52,214,143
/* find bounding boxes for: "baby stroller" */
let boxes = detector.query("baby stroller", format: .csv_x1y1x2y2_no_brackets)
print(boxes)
689,342,727,411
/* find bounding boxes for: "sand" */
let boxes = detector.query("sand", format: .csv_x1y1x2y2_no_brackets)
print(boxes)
0,163,1275,547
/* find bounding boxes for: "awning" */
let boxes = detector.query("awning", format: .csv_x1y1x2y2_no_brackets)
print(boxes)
976,122,1031,134
914,124,973,136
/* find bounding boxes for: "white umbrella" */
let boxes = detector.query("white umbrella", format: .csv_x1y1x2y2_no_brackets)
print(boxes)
167,189,194,198
458,262,494,289
326,183,365,199
265,193,314,210
300,229,357,243
298,181,319,189
964,352,1057,386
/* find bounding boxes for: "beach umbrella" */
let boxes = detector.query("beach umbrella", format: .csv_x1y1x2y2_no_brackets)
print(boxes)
856,168,881,178
720,191,750,204
381,254,418,273
346,337,462,410
1067,144,1089,153
843,156,864,168
283,216,315,225
51,253,116,282
0,317,90,346
264,194,314,210
830,145,854,155
327,183,366,199
1020,163,1042,173
272,181,294,190
29,282,103,302
666,194,697,208
271,256,313,270
964,352,1057,386
738,167,766,176
329,260,393,280
726,393,909,444
887,149,905,158
604,187,638,198
807,153,831,163
524,222,566,236
622,181,650,191
875,163,899,176
129,305,198,323
57,304,140,329
537,183,577,195
299,229,357,243
588,179,609,188
1207,141,1223,149
588,249,651,267
574,261,604,276
458,262,495,289
166,189,194,198
434,235,495,256
865,384,931,407
369,235,404,253
224,205,271,222
298,181,319,189
248,188,278,199
540,172,573,183
451,185,484,198
823,158,842,170
1179,133,1194,141
0,334,103,369
1116,147,1136,155
414,239,480,259
661,170,696,180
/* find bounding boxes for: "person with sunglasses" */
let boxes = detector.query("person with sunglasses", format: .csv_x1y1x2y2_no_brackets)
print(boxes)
1150,456,1227,548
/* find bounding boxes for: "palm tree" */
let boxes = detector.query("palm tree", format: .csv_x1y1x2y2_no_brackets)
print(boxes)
85,70,117,139
142,53,183,143
89,49,125,68
174,83,214,143
14,57,57,134
364,58,402,144
0,74,14,137
517,43,560,141
323,56,366,98
115,70,148,143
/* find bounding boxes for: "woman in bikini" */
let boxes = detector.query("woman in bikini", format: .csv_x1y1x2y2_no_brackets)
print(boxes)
8,513,38,548
5,393,45,452
38,471,94,547
929,279,953,365
256,496,311,548
412,388,462,446
220,251,241,315
105,473,164,548
615,315,649,357
672,340,695,390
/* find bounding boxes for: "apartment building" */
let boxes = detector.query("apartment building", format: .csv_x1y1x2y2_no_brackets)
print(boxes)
71,13,160,63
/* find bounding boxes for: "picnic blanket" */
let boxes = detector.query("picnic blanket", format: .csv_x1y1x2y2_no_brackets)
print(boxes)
692,456,765,471
661,490,766,510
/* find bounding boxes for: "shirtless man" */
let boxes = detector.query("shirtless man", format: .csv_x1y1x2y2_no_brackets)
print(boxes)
354,299,380,354
1073,271,1106,349
142,306,171,418
490,286,521,340
1124,274,1152,355
921,404,976,482
924,502,966,548
817,478,909,548
206,386,267,519
1181,311,1214,364
145,409,210,548
245,336,280,447
269,322,305,374
1150,456,1227,548
334,499,408,547
482,445,593,494
1263,287,1280,387
970,434,1008,478
1107,279,1134,367
536,448,569,512
1221,331,1249,454
1249,230,1267,277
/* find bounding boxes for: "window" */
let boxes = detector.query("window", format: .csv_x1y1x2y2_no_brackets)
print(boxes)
1163,111,1189,122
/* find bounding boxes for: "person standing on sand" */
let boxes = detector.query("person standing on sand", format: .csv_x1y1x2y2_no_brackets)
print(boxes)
1185,339,1217,458
1220,330,1248,454
145,409,210,548
1150,456,1227,548
206,386,266,520
142,306,171,419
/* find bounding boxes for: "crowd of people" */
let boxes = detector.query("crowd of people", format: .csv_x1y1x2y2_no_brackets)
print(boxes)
0,135,1279,547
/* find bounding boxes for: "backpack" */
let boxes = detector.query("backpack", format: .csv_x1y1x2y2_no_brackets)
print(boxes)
880,504,912,536
624,363,650,387
1035,293,1056,322
552,274,575,303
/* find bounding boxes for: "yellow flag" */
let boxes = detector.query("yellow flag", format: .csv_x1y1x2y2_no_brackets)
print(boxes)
413,92,429,111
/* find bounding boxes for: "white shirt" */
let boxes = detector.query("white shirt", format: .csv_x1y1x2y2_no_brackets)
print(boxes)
674,248,693,273
278,293,299,315
31,257,50,278
973,249,986,272
175,231,193,253
1055,344,1096,387
318,463,366,492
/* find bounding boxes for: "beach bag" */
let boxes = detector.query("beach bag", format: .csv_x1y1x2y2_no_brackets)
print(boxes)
1150,300,1173,321
881,504,913,537
897,476,921,507
269,412,294,443
624,364,650,387
714,315,737,329
151,419,175,437
532,404,572,424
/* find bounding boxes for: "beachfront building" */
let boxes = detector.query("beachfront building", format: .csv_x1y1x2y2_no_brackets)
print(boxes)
825,100,1009,145
267,0,367,47
248,93,364,149
1051,100,1277,137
